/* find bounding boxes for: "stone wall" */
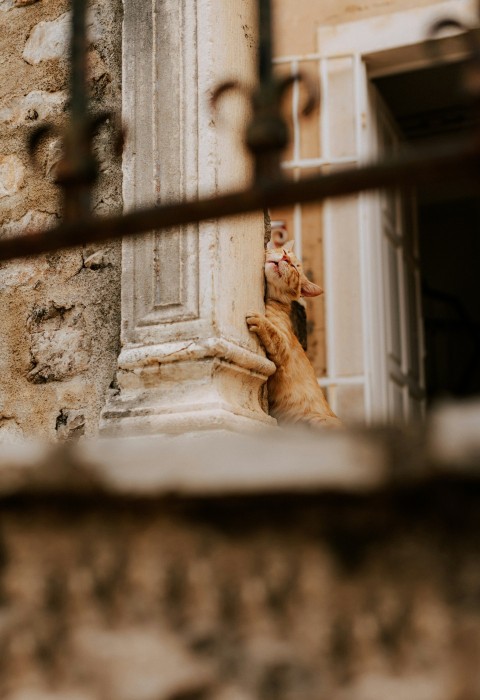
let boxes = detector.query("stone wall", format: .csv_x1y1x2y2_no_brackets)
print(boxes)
0,0,122,441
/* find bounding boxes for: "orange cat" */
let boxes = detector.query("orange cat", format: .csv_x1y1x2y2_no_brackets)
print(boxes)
246,240,341,428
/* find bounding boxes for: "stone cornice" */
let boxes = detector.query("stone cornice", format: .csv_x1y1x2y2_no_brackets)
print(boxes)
118,338,276,378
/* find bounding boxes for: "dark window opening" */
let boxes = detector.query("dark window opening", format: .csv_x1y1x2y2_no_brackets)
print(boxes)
375,60,480,404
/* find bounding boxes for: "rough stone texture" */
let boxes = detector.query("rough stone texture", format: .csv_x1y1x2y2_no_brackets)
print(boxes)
22,11,70,65
0,473,478,700
0,155,26,199
0,0,123,440
27,303,91,383
22,8,103,65
0,416,24,442
0,210,57,239
55,408,86,441
43,137,63,181
0,90,67,126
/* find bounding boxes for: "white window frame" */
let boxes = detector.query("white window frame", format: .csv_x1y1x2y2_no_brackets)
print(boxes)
274,0,477,423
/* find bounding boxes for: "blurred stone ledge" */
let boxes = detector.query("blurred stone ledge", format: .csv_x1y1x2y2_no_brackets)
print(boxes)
0,399,479,499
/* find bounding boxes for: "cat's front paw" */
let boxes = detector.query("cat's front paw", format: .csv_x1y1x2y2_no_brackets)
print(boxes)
246,311,266,333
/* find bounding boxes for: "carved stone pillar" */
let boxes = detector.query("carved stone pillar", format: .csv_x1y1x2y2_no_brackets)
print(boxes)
100,0,275,435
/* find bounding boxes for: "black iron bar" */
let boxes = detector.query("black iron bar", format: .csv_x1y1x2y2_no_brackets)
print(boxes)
7,0,480,264
248,0,285,182
70,0,88,124
0,132,479,263
47,0,113,224
258,0,273,84
57,0,94,222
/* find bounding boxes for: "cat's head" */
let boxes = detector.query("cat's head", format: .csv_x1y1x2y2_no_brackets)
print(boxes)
265,240,322,304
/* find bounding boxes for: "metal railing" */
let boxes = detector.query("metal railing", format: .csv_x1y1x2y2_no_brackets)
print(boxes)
0,0,479,262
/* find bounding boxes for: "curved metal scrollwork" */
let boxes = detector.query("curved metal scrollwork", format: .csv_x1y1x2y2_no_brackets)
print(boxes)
1,0,480,262
27,111,124,222
212,71,319,182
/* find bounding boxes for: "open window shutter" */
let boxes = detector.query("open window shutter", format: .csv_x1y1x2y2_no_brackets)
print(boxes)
320,54,425,423
367,84,426,422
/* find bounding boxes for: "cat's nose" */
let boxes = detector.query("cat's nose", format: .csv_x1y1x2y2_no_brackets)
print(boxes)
281,254,289,262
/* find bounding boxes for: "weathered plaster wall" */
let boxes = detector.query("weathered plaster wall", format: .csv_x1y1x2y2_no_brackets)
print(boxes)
0,0,122,440
273,0,446,56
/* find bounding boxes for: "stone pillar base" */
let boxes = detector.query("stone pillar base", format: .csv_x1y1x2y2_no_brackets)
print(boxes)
100,339,276,436
102,0,273,439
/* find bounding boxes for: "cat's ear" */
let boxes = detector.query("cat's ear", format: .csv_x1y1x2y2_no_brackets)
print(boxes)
284,240,295,252
300,275,323,297
267,239,277,250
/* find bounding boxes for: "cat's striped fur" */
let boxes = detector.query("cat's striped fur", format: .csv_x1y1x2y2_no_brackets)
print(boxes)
246,240,340,428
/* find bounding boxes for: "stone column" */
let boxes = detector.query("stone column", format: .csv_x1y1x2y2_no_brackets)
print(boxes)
100,0,275,436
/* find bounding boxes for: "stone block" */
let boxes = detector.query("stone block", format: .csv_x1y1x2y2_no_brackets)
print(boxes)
0,256,49,289
44,137,63,180
22,12,70,65
0,91,66,126
82,248,112,270
0,0,39,6
27,303,91,383
22,8,103,65
1,210,57,239
0,416,24,443
87,49,110,84
0,154,25,199
55,408,86,441
0,212,56,288
0,0,39,8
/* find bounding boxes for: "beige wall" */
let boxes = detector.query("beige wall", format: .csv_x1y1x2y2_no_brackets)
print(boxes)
0,0,122,440
273,0,445,56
